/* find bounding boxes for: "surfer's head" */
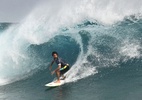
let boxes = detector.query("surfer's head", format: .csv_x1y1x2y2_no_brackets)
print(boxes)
52,51,58,58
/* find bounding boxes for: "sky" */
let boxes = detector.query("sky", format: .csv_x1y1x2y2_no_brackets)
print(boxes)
0,0,45,22
0,0,142,23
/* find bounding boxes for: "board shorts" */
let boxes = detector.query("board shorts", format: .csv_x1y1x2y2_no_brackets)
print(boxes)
60,65,70,75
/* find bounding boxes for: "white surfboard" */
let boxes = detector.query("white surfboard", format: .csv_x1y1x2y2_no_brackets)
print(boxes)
45,80,64,87
45,77,65,87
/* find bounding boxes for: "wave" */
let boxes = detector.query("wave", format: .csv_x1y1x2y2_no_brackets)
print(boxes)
0,0,142,85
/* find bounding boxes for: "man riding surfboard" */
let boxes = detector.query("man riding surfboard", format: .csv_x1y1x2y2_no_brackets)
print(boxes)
49,51,70,83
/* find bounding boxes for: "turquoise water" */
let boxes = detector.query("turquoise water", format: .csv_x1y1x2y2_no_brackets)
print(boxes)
0,1,142,100
0,23,12,32
0,58,142,100
0,19,142,100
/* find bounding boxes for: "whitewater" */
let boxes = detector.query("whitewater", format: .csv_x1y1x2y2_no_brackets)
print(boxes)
0,1,142,100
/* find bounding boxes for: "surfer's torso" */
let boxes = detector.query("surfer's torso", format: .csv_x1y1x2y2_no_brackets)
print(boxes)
54,57,67,68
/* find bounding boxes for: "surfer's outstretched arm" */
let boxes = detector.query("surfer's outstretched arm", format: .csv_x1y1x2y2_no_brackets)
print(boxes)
55,65,61,72
51,65,61,83
51,65,61,75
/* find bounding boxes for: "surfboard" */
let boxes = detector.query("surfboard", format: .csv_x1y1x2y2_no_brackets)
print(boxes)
45,80,64,87
45,77,66,87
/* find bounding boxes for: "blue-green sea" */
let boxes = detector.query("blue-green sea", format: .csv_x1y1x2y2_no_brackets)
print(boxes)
0,1,142,100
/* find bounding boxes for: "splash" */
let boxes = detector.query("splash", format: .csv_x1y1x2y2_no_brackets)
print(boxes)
0,0,142,85
120,40,142,58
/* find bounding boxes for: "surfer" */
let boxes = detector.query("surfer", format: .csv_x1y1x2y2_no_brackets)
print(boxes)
49,51,70,83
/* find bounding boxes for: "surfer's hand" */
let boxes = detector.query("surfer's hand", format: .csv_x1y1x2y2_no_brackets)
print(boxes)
51,70,55,75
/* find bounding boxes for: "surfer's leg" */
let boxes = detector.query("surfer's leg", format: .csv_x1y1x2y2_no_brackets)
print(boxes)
55,70,60,83
62,75,66,80
60,66,70,80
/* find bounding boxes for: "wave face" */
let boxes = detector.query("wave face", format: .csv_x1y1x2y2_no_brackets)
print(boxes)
0,0,142,85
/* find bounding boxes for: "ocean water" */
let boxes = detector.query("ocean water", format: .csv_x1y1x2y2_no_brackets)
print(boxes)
0,0,142,100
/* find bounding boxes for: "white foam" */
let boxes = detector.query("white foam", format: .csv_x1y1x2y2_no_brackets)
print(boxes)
0,0,142,85
119,40,141,58
65,44,98,83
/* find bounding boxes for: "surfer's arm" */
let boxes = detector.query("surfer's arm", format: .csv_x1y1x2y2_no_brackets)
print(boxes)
51,65,61,75
55,65,61,71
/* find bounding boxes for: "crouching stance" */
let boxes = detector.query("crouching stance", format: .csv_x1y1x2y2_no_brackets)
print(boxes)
49,51,70,83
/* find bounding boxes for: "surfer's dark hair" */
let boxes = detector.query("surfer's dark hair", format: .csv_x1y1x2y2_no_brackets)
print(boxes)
52,51,58,56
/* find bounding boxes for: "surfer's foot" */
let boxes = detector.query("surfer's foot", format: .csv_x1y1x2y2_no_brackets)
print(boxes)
54,80,60,83
60,75,66,80
62,76,66,80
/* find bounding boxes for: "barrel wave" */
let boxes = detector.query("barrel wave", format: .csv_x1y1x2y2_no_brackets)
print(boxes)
0,0,142,100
